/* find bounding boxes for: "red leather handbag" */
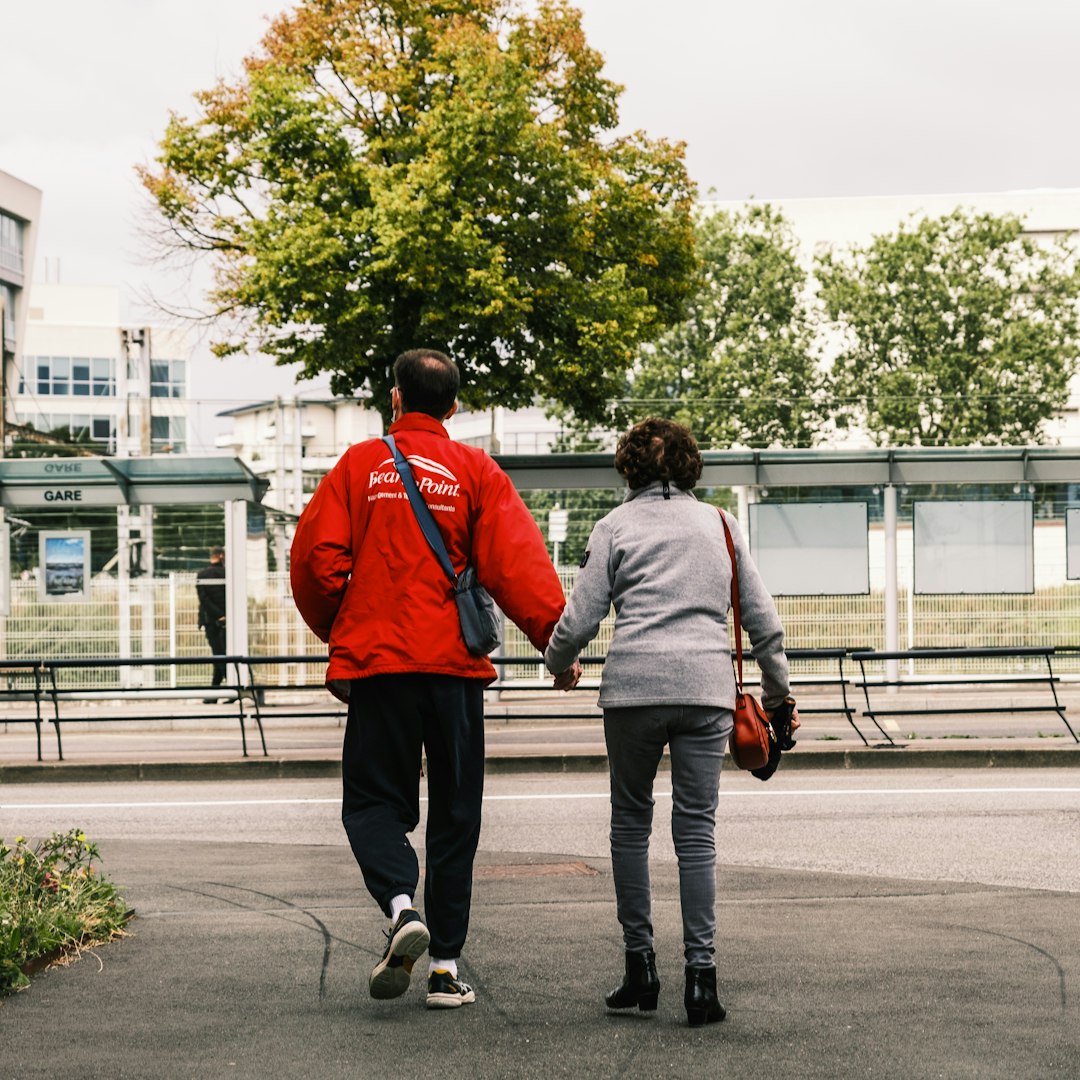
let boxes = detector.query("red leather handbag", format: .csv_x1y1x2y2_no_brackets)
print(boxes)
718,511,775,771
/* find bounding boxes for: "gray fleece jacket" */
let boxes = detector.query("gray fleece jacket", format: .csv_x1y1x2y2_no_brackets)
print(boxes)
544,481,789,710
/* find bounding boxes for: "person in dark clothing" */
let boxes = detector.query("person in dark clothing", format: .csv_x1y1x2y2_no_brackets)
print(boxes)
196,546,227,699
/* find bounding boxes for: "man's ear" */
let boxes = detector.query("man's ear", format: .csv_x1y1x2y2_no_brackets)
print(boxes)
444,400,459,420
391,386,403,421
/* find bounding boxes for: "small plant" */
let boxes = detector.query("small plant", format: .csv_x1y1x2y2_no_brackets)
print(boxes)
816,734,841,741
0,829,131,995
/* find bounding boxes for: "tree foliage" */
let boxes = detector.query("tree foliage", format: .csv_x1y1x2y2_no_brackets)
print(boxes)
816,210,1080,446
140,0,696,424
621,204,825,449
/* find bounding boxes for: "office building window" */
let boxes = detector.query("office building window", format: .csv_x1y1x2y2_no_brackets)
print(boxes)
0,283,15,348
151,414,186,452
0,213,23,276
15,411,116,453
20,356,116,396
151,358,186,398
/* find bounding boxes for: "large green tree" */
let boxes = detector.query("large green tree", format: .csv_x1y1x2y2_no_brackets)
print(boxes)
621,204,825,448
140,0,696,424
816,210,1080,446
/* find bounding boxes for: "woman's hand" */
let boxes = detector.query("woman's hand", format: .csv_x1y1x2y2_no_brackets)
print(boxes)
552,659,583,691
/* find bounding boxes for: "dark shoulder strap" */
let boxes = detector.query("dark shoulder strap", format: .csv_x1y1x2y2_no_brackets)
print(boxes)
717,508,745,690
382,435,457,584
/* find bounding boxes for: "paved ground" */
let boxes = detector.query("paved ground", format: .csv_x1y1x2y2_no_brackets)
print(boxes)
1,833,1077,1078
1,693,1078,1078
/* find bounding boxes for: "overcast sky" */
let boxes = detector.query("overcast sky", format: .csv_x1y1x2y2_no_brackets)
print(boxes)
6,0,1080,437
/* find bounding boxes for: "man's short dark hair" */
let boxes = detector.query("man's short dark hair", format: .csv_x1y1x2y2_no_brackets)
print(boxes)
210,546,224,559
614,417,703,491
393,349,460,418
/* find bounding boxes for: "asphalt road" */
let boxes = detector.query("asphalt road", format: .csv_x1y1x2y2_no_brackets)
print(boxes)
4,767,1078,894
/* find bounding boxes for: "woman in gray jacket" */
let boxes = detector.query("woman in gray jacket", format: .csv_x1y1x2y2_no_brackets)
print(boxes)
545,418,796,1027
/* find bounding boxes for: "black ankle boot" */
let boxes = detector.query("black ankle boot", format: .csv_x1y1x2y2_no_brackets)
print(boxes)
684,965,725,1027
605,949,660,1011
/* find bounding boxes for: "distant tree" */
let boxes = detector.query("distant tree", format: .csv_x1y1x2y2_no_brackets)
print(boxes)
621,204,826,448
816,210,1080,446
140,0,697,426
519,429,621,566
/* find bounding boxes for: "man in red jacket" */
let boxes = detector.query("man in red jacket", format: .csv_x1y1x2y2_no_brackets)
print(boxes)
292,348,579,1010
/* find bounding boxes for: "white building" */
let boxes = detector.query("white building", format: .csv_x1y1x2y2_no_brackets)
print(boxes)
17,284,192,456
215,397,381,518
0,170,43,445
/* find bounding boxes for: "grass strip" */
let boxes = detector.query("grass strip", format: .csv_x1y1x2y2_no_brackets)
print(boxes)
1,829,131,995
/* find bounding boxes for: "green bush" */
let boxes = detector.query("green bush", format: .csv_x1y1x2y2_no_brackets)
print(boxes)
0,829,131,995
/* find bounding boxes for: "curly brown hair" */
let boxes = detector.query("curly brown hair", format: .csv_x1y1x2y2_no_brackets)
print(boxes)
614,417,703,491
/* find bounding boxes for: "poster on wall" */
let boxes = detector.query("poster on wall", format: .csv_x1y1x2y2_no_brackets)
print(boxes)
913,501,1033,594
748,502,870,596
38,530,91,602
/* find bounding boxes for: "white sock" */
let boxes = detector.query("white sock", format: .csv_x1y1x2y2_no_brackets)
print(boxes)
388,894,413,922
429,958,458,978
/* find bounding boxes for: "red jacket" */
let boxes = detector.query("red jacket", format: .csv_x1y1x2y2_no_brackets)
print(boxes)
290,411,566,686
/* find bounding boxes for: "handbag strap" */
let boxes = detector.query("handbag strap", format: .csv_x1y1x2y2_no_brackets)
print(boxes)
382,435,458,585
717,509,745,691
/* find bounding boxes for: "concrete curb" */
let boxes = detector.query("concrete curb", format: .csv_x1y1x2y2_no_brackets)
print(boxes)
1,745,1077,784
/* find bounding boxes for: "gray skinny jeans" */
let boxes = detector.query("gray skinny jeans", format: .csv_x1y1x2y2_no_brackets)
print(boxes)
603,704,733,968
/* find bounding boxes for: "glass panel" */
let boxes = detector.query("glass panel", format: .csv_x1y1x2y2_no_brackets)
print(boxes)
72,357,91,395
91,417,111,439
92,357,114,396
52,358,70,376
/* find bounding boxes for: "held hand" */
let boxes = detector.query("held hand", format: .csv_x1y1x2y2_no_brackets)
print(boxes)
765,697,799,751
552,659,582,692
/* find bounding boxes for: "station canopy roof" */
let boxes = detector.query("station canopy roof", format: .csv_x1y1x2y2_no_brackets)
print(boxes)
496,446,1080,490
0,456,269,509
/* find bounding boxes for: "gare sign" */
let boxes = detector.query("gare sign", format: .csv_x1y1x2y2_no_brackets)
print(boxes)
3,486,123,507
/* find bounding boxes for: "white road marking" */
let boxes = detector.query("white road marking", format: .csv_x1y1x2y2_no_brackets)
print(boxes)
2,787,1079,811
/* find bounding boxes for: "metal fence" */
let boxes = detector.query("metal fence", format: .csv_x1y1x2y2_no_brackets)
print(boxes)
4,567,1080,688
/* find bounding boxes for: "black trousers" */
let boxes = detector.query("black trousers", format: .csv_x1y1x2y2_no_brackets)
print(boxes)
203,622,227,686
342,673,486,959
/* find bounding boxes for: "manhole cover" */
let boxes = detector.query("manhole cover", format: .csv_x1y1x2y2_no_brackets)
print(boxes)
473,861,599,880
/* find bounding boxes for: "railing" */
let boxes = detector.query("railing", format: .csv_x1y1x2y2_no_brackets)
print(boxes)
4,648,860,762
4,646,1076,763
849,647,1079,746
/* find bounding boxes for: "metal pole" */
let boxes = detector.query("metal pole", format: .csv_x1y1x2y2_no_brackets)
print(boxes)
884,484,899,689
224,499,249,683
168,572,177,688
116,507,132,688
